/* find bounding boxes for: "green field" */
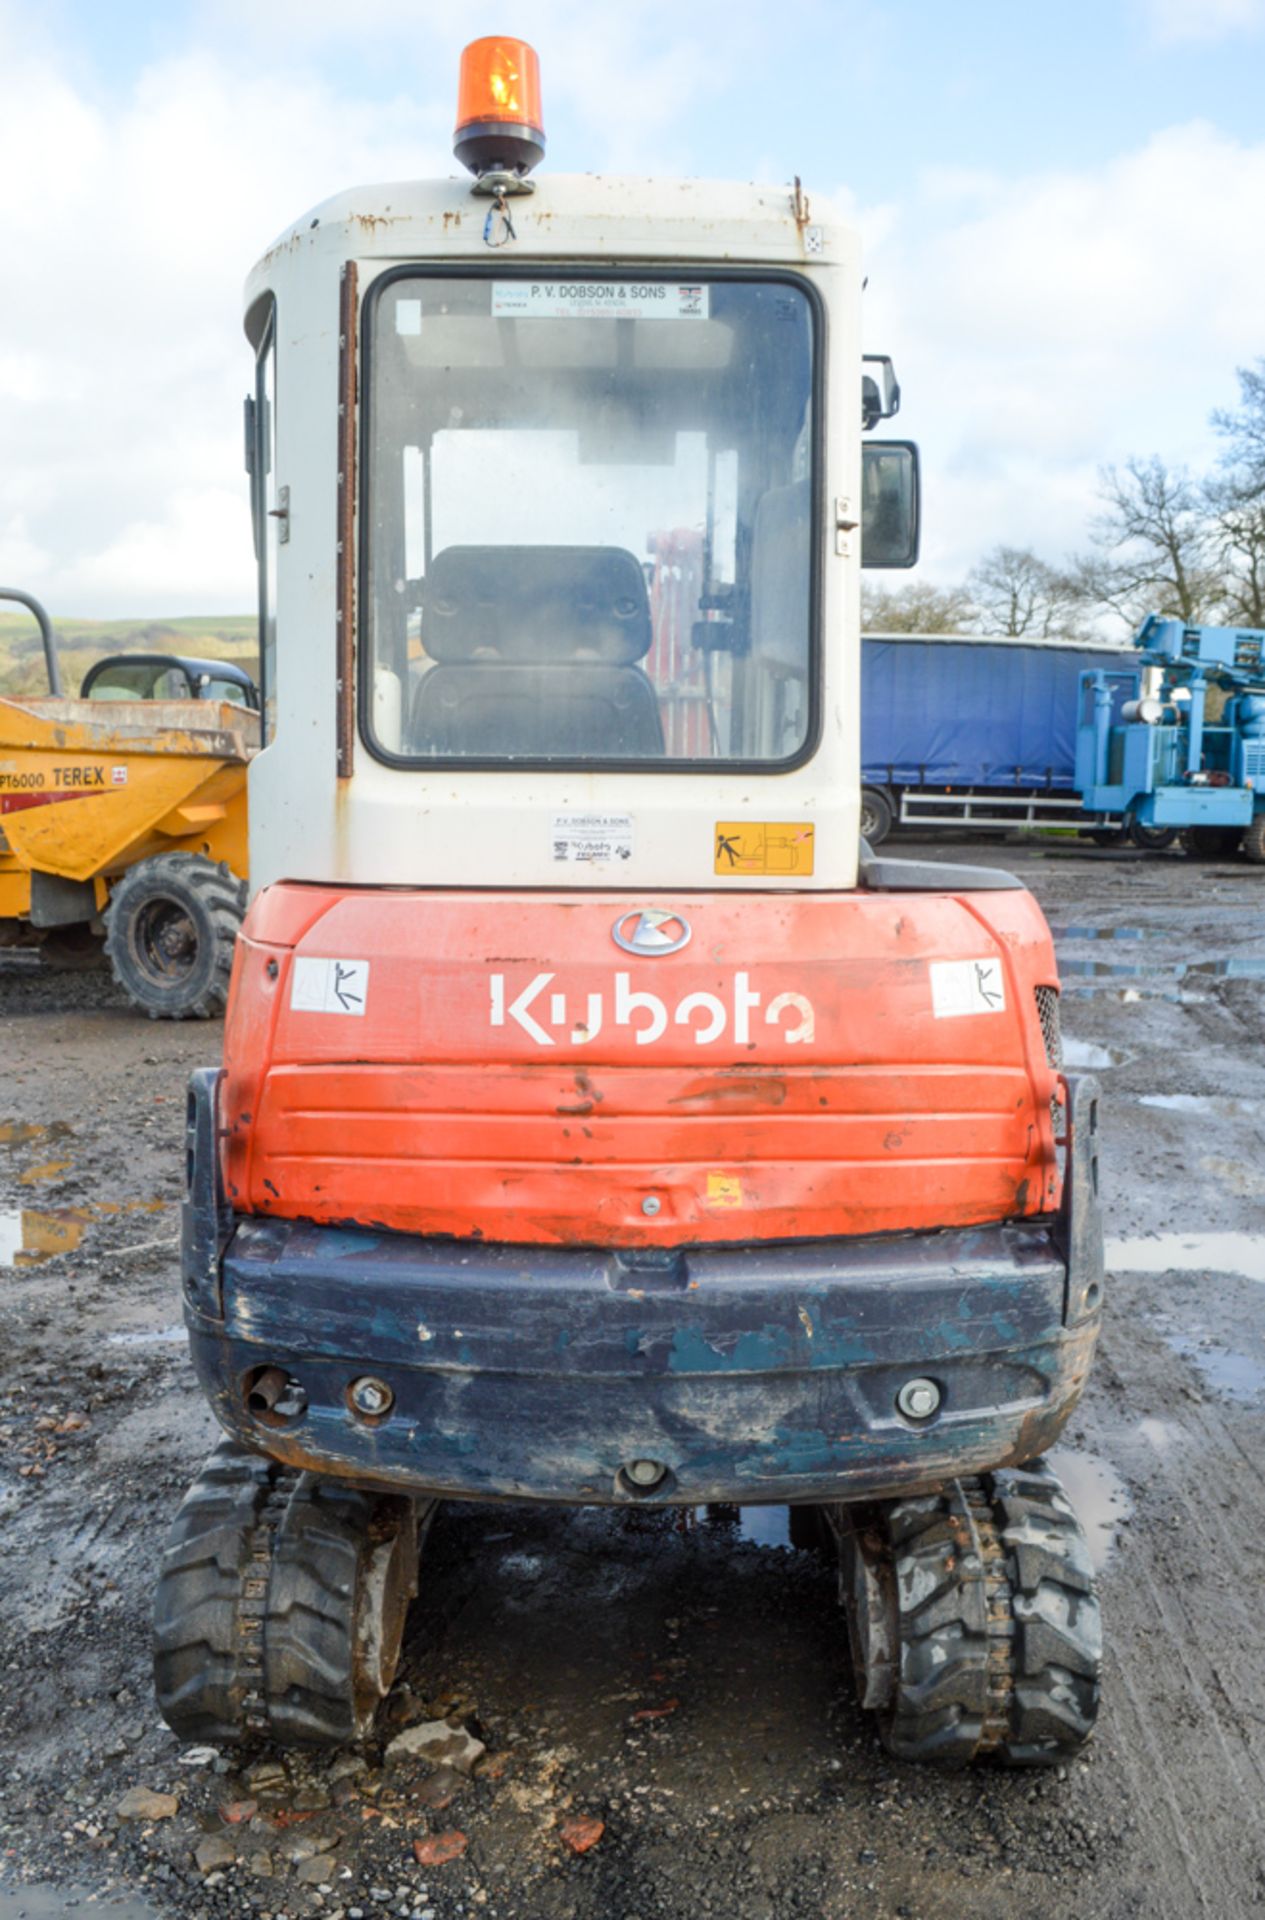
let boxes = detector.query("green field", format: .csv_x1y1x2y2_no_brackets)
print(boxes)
0,613,258,700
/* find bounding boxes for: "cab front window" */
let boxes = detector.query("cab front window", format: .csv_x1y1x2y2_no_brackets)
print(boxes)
363,272,818,769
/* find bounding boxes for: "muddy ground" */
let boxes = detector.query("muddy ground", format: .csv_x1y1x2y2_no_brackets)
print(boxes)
2,835,1265,1920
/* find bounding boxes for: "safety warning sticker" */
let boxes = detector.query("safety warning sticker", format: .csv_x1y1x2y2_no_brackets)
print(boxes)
493,283,710,322
551,813,634,864
290,957,370,1016
929,957,1006,1019
714,822,815,876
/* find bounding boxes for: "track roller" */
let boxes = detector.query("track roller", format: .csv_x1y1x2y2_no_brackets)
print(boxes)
825,1458,1101,1767
153,1439,431,1746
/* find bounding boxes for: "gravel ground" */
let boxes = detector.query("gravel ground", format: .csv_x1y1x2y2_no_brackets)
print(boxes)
2,835,1265,1920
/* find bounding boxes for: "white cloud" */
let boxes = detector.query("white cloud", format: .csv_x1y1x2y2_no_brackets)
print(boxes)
0,1,749,615
1139,0,1264,43
854,121,1265,582
0,23,451,616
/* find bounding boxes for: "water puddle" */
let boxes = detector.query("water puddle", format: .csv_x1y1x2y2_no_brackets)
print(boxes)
1051,925,1165,942
1060,959,1173,980
1062,1038,1126,1070
0,1200,168,1269
1058,953,1265,994
17,1159,73,1187
0,1119,75,1149
0,1209,88,1268
106,1325,185,1349
1140,1093,1265,1117
1046,1445,1132,1571
682,1504,793,1548
0,1889,161,1920
736,1505,792,1548
1106,1231,1265,1283
1187,956,1265,980
1167,1333,1265,1403
1060,976,1208,1004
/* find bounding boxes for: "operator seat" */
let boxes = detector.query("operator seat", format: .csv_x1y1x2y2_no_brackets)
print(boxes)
409,545,664,758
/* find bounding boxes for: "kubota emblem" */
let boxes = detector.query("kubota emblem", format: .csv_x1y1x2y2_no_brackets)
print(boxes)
611,908,692,957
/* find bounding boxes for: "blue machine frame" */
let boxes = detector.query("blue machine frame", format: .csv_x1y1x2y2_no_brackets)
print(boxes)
1075,613,1265,832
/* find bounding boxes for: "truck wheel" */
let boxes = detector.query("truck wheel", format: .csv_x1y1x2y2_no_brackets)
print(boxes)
840,1460,1100,1767
860,787,894,847
1088,826,1130,848
154,1440,428,1746
1129,822,1177,851
105,853,244,1019
1242,816,1265,864
1181,826,1243,859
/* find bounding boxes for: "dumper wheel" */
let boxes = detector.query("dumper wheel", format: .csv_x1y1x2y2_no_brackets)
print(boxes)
1241,816,1265,864
105,853,244,1019
1181,826,1243,859
1129,821,1178,851
1088,826,1130,848
154,1439,428,1746
835,1460,1100,1768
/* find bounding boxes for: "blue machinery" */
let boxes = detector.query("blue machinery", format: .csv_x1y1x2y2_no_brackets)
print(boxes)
1076,613,1265,858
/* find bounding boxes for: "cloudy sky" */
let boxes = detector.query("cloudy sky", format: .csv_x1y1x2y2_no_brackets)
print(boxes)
3,0,1264,614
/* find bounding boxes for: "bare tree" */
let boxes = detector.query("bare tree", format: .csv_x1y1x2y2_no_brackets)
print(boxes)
1205,472,1265,627
1073,456,1222,635
966,544,1089,638
1212,360,1265,490
1207,362,1265,626
861,580,974,634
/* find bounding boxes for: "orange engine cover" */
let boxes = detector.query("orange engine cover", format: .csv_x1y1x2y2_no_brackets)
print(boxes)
219,884,1063,1247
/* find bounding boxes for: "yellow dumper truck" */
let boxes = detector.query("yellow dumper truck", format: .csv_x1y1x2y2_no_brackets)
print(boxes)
0,589,252,1018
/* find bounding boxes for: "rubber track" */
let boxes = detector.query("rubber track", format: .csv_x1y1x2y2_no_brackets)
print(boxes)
152,1440,296,1741
106,853,245,1021
265,1478,388,1747
881,1460,1101,1766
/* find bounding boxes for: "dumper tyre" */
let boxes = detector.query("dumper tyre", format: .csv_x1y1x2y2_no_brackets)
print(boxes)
859,786,894,847
1088,826,1130,848
1129,821,1178,851
105,852,244,1019
873,1460,1100,1768
1241,815,1265,864
153,1439,425,1746
1181,826,1243,859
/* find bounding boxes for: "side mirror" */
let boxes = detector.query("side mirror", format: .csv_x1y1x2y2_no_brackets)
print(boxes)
861,440,920,570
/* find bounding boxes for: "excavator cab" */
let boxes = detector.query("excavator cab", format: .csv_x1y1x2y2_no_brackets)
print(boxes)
154,37,1104,1767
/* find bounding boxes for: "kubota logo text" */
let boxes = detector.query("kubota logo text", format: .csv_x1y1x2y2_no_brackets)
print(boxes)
489,971,815,1048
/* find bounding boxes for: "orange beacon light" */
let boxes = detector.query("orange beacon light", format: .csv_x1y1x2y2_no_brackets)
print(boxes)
454,37,545,183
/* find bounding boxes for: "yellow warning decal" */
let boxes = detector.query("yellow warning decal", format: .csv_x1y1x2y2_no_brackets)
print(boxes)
705,1172,744,1209
714,822,815,876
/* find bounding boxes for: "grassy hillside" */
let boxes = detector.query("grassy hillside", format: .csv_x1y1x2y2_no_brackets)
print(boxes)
0,614,257,700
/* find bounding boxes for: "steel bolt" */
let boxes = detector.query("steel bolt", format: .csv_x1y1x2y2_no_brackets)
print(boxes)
896,1377,941,1421
625,1458,667,1488
641,1196,661,1216
348,1375,394,1418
